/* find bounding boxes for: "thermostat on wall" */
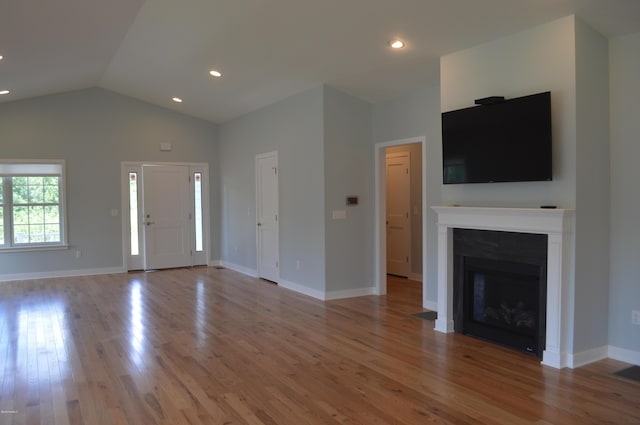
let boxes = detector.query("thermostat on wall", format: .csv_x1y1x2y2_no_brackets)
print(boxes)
346,196,358,205
160,142,172,151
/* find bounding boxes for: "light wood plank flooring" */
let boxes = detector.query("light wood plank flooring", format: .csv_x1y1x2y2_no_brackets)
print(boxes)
0,268,638,424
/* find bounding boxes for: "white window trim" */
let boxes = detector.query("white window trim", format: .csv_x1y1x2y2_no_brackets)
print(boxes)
0,159,69,252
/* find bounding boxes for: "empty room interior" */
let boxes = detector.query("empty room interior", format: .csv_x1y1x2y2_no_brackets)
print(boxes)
1,1,639,424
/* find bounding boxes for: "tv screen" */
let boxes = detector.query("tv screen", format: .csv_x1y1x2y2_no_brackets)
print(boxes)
442,91,552,184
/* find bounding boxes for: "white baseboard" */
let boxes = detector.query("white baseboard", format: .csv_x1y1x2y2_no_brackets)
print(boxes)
325,286,375,301
608,345,640,366
0,266,126,283
423,300,437,311
278,278,325,300
214,261,375,302
409,273,423,282
560,345,640,369
279,279,374,301
216,260,258,278
568,345,609,369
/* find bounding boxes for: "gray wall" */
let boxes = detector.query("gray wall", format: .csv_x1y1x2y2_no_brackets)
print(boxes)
609,31,640,354
217,85,377,296
573,19,611,354
217,86,327,292
440,16,577,210
323,86,373,294
0,88,219,275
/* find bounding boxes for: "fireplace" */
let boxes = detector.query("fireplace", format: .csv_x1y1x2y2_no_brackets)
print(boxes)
432,206,574,369
453,229,547,356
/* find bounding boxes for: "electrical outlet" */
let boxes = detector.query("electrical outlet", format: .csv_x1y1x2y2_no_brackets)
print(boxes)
75,250,82,259
632,310,640,325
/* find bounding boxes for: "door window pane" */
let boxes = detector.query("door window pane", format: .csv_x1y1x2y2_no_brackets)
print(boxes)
0,177,3,245
194,172,203,252
129,172,139,256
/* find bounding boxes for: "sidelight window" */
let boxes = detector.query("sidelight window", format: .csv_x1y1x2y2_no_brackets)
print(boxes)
194,172,203,252
128,172,140,256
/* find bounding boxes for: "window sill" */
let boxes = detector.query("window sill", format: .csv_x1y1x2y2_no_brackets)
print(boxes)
0,244,69,253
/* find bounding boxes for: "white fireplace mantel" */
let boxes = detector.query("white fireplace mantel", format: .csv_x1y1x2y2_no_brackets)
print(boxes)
432,206,575,369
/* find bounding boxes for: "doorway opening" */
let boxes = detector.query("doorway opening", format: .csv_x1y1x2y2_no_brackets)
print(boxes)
121,162,210,271
374,137,427,307
385,150,412,278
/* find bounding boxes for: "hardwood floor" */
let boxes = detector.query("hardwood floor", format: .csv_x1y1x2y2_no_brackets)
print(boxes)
0,268,638,425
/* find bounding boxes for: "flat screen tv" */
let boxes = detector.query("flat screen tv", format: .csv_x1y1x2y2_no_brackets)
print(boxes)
442,91,552,184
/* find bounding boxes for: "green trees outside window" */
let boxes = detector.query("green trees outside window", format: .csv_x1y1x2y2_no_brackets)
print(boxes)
0,162,65,249
11,176,61,244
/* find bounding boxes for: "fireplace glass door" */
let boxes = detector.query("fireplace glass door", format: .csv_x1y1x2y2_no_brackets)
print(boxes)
463,257,544,355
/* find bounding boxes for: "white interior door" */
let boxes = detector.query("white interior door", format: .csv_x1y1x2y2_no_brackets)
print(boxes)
386,152,411,277
142,165,192,270
256,152,279,282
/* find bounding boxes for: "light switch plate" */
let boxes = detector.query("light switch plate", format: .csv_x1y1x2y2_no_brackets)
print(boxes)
332,210,347,220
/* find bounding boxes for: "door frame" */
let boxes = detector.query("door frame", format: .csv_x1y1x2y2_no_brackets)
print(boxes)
120,161,210,271
255,151,279,282
385,151,412,277
374,137,427,305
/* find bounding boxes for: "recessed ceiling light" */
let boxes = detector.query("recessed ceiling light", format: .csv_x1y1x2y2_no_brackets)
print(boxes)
172,97,183,103
209,69,222,78
0,90,9,95
389,39,405,49
0,55,3,60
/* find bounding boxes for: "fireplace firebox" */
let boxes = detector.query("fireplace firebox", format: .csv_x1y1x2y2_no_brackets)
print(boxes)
453,229,547,356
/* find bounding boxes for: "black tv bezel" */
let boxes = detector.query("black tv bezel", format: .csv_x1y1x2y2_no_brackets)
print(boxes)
441,91,552,185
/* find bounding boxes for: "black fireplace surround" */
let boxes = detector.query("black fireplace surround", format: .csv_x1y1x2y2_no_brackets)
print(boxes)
453,229,548,356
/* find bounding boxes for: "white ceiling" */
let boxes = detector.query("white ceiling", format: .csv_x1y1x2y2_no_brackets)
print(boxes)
1,0,639,124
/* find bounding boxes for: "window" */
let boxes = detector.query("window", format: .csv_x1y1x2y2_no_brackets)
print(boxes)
0,178,4,245
194,172,203,252
0,160,67,250
128,172,140,256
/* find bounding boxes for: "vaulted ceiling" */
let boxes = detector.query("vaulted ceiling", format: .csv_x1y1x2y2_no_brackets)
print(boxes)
1,0,639,123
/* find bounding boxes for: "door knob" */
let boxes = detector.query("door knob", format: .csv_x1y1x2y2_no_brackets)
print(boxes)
257,222,262,226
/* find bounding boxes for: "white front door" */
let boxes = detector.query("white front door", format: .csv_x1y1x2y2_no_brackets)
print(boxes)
386,152,411,277
256,152,279,282
142,165,192,270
